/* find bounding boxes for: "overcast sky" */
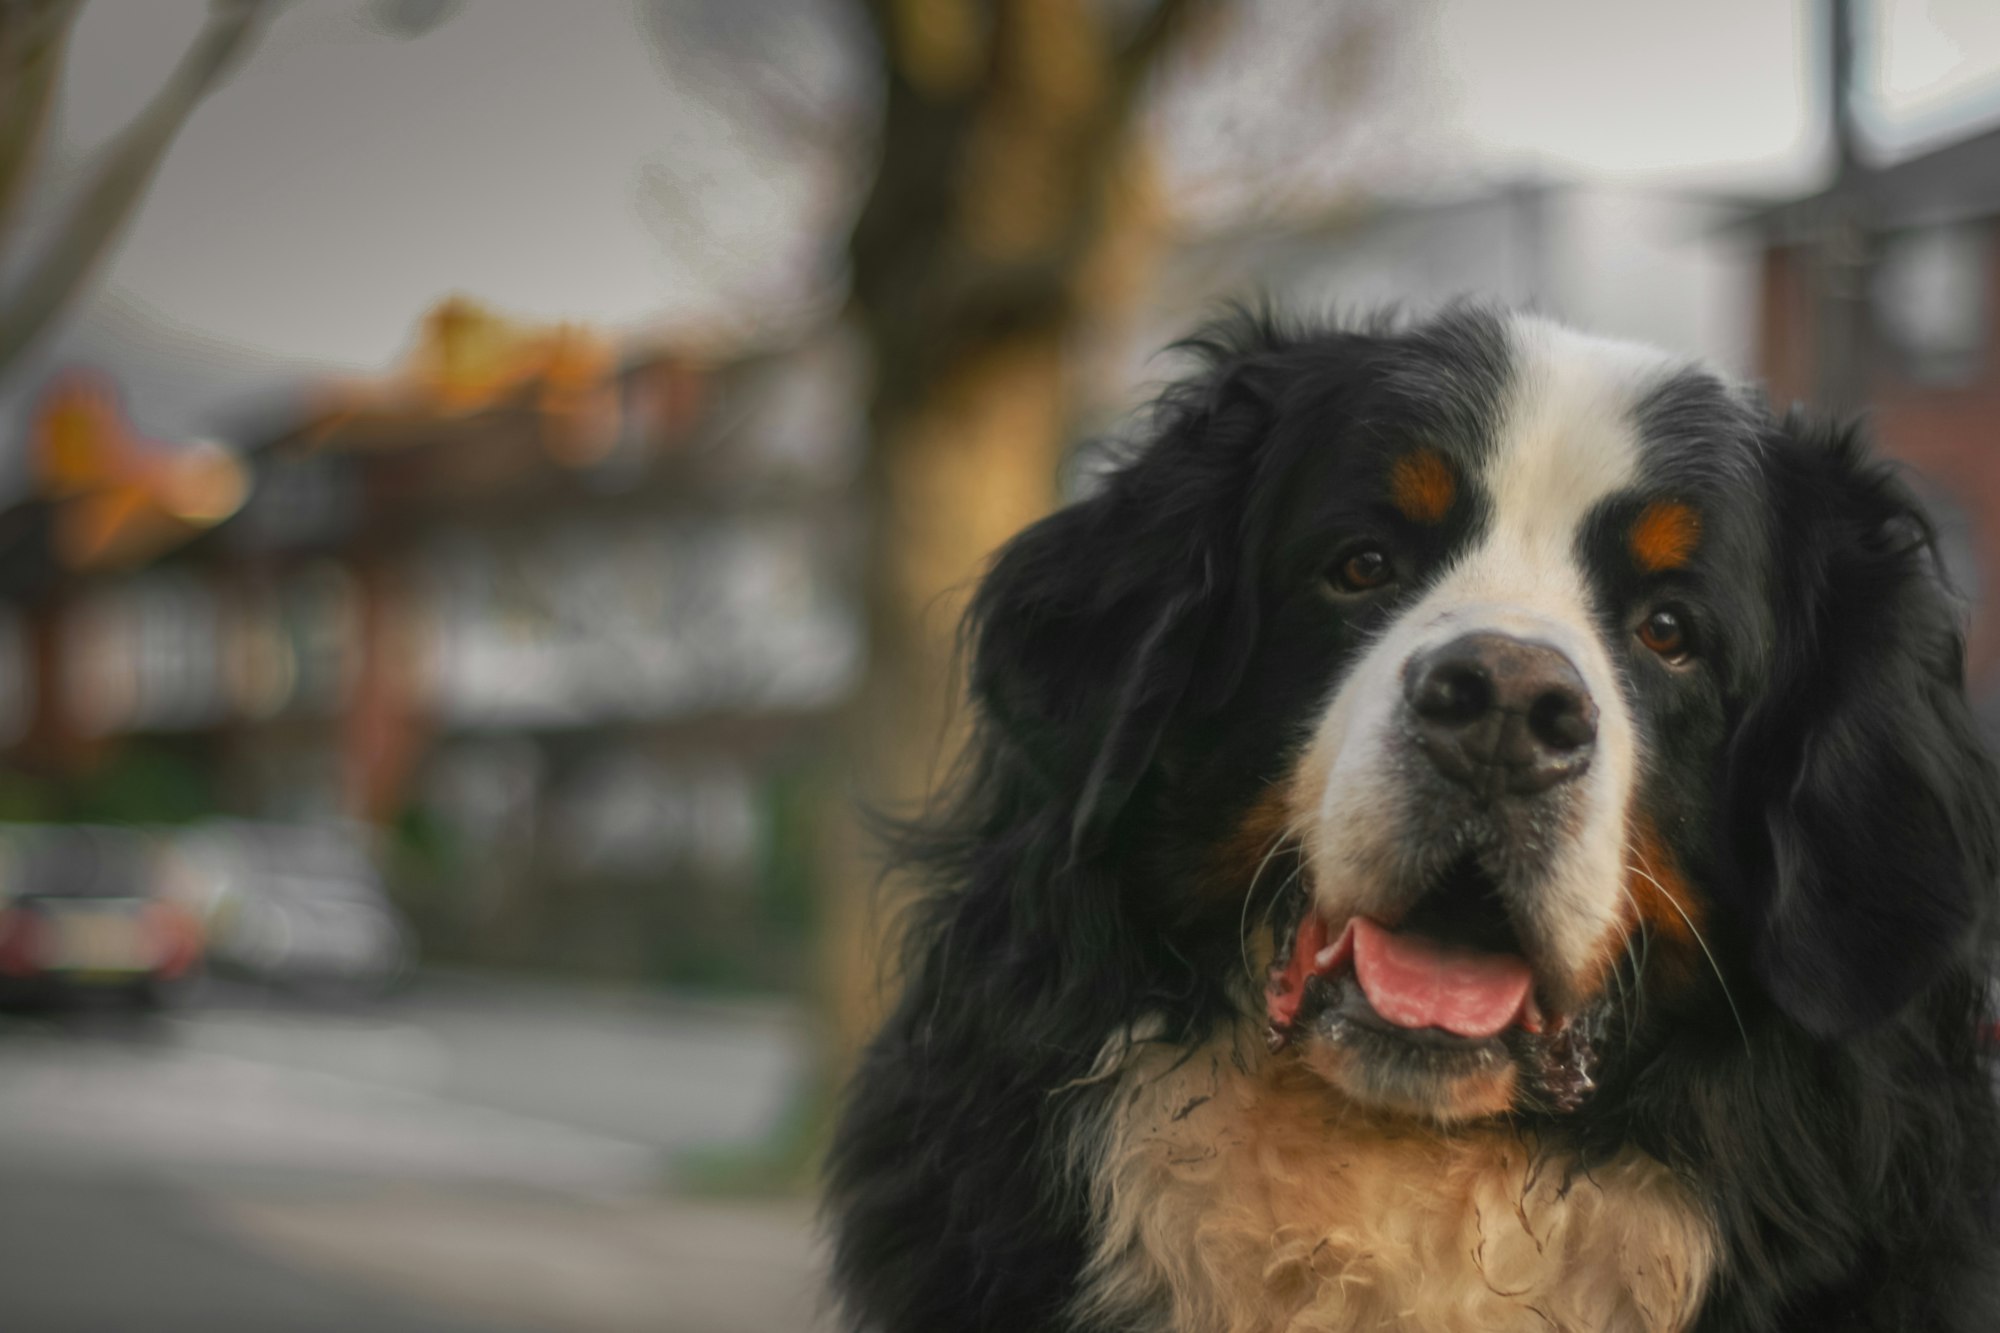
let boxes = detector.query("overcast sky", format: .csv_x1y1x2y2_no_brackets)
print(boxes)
10,0,2000,447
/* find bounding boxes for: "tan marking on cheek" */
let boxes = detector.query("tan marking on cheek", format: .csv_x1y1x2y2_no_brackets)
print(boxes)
1627,820,1702,950
1577,818,1708,1004
1578,816,1707,1004
1389,447,1457,524
1207,777,1309,904
1630,501,1701,572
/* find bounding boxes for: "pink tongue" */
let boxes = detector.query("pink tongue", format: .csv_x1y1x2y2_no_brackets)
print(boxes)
1351,917,1533,1039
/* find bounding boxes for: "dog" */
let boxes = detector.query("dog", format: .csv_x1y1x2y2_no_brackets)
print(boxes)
825,307,2000,1331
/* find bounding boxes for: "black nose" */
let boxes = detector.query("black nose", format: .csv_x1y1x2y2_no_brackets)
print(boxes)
1404,632,1597,797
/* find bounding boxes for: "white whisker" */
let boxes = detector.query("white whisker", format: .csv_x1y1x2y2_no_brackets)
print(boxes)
1237,813,1306,990
1625,841,1751,1059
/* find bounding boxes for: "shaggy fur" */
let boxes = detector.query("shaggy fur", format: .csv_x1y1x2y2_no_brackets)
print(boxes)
825,307,2000,1332
1073,1029,1716,1332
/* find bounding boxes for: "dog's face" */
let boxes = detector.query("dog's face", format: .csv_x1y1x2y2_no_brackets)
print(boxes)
1252,316,1761,1120
972,308,1996,1128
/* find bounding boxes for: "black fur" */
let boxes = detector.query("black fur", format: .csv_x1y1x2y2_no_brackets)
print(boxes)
825,308,2000,1331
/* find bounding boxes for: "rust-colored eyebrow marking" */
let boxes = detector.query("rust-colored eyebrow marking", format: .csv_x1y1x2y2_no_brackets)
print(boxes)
1388,448,1456,524
1630,500,1701,572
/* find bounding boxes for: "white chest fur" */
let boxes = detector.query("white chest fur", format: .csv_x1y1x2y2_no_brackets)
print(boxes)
1071,1034,1718,1333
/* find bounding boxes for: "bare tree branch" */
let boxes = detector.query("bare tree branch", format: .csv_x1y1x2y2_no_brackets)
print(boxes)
634,0,871,167
0,0,84,237
0,0,271,379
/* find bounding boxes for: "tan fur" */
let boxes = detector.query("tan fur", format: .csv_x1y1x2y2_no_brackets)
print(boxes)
1075,1030,1717,1333
1389,448,1457,525
1629,501,1701,573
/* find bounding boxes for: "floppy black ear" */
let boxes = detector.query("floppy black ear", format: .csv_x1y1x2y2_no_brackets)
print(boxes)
1730,418,2000,1037
966,347,1277,864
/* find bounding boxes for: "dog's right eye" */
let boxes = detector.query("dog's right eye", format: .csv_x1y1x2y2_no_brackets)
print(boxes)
1328,546,1396,595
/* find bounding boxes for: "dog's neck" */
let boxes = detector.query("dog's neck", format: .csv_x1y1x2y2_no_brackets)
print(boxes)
1070,1027,1717,1333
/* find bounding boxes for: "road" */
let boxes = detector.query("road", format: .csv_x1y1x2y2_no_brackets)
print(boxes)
0,974,831,1332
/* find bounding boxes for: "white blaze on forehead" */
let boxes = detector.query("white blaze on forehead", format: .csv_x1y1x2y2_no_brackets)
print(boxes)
1299,315,1689,997
1433,317,1686,641
1484,316,1681,557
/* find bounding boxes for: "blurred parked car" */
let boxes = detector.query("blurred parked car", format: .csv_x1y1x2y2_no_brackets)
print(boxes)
0,825,203,1010
165,821,411,997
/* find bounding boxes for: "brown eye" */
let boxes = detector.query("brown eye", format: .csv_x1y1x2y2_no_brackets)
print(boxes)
1638,607,1692,661
1330,546,1395,594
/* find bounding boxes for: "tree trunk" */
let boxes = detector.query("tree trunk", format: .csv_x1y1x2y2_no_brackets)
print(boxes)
823,329,1070,1058
822,0,1197,1067
0,0,270,383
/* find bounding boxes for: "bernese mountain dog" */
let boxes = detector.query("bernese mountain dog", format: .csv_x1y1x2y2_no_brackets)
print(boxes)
825,307,2000,1331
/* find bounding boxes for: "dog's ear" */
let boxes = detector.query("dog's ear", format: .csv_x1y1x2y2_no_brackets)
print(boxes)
968,347,1279,864
1730,418,2000,1037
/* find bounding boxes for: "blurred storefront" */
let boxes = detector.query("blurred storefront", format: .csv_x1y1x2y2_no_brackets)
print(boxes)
0,300,863,990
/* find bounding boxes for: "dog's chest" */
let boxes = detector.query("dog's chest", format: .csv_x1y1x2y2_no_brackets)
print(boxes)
1074,1042,1717,1333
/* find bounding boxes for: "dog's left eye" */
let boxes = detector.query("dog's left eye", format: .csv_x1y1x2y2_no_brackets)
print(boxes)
1328,546,1396,594
1637,606,1694,662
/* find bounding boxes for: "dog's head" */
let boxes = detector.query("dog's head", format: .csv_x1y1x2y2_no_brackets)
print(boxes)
970,307,1999,1125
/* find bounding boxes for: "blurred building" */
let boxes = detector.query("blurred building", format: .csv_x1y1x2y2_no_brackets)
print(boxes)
0,301,863,988
1124,181,1759,387
1748,123,2000,684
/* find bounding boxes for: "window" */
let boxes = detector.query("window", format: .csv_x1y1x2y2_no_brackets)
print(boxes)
1873,223,1992,384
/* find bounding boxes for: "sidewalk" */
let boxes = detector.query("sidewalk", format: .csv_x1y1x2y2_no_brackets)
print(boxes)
0,972,832,1332
218,1187,831,1333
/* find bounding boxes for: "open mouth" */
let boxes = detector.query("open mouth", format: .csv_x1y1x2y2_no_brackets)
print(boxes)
1265,853,1546,1050
1261,850,1604,1116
